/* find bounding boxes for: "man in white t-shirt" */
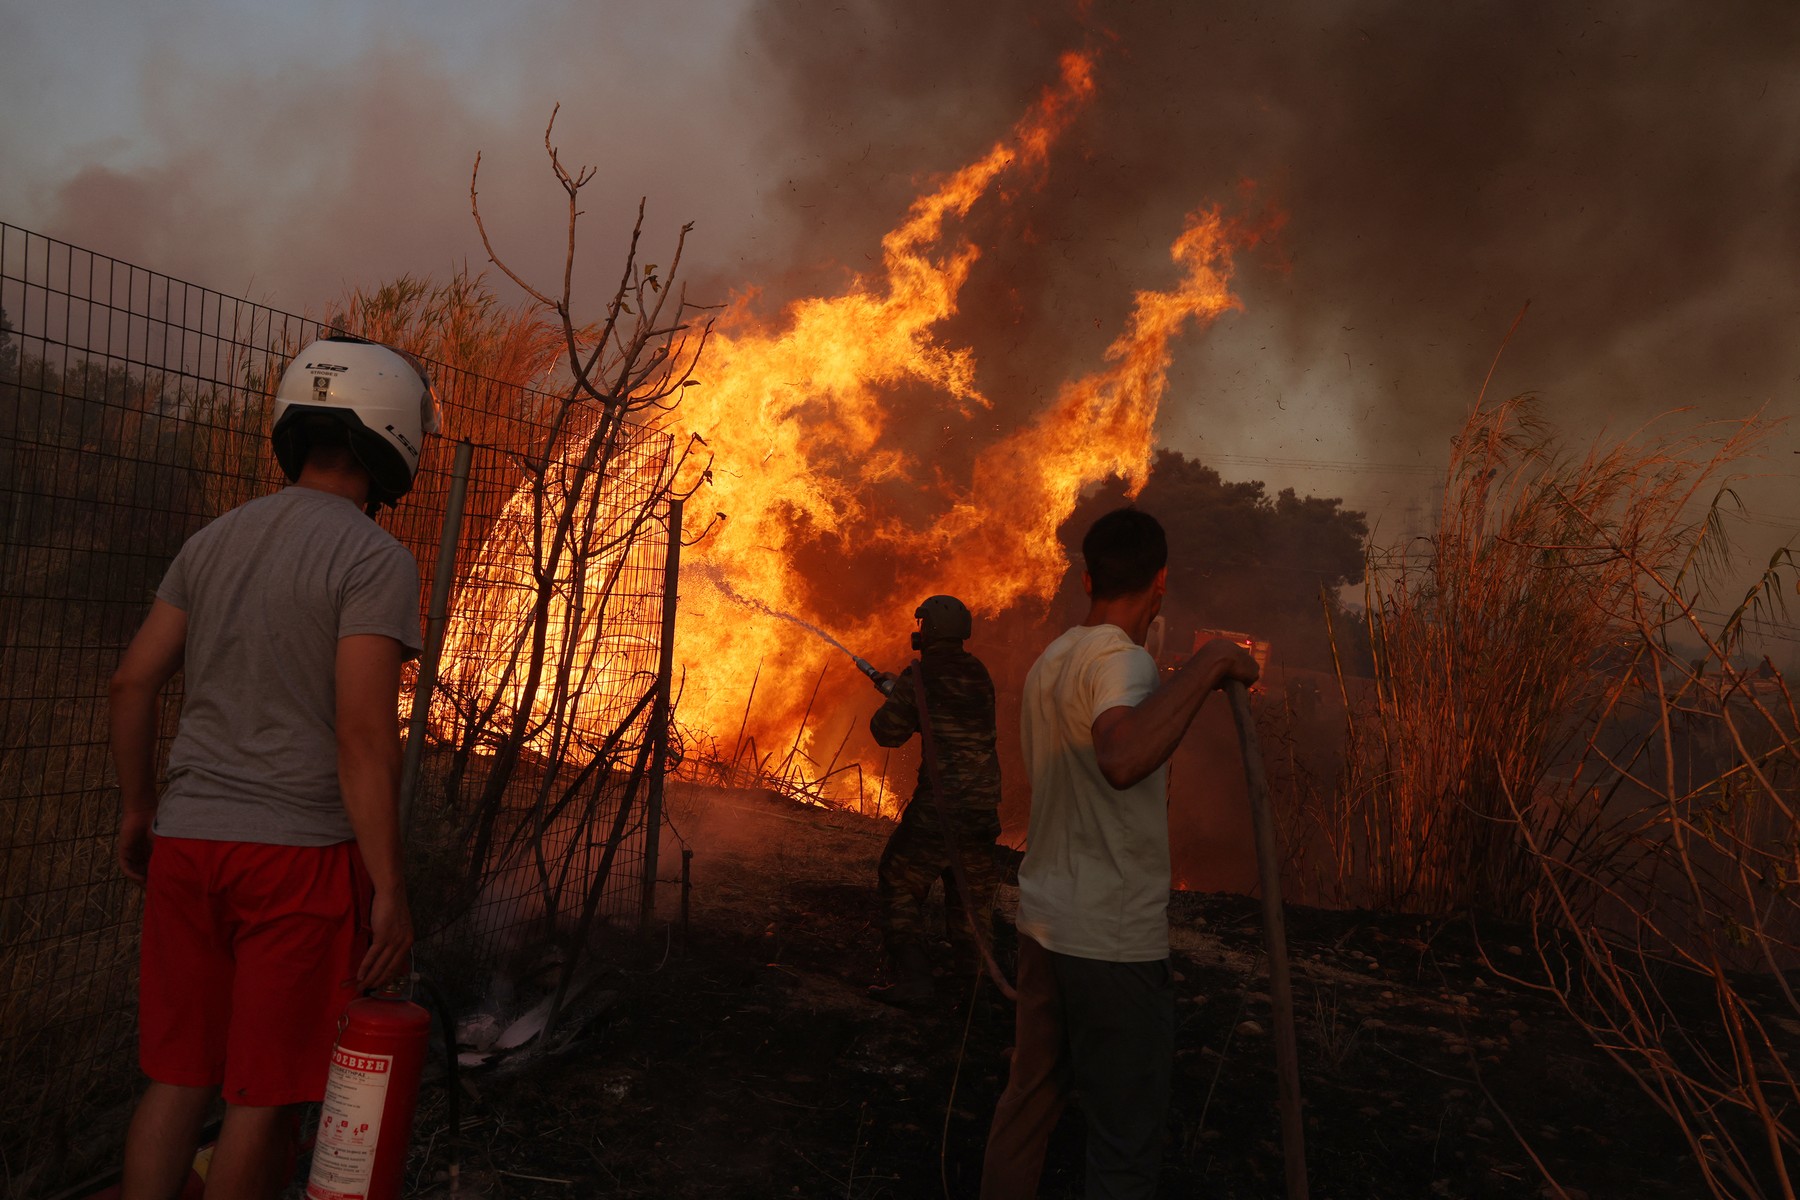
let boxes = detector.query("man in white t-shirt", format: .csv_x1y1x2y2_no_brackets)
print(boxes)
980,507,1259,1199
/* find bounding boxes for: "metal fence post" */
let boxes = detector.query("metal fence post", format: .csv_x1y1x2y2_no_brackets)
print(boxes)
400,439,475,830
640,497,683,928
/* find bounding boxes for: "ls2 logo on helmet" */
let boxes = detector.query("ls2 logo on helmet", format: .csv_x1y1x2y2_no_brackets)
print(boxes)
386,424,419,457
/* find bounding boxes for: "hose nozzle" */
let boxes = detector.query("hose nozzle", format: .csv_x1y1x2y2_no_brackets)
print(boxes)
853,656,895,695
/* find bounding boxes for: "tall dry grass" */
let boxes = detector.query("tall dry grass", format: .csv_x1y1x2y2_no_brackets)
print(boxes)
1325,397,1782,919
1515,631,1800,1199
1323,395,1800,1196
324,267,572,457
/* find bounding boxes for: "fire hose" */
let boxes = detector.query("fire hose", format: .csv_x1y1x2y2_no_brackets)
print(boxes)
1226,679,1310,1200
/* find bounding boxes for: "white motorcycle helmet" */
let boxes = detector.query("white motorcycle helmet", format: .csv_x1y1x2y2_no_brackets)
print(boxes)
271,335,441,508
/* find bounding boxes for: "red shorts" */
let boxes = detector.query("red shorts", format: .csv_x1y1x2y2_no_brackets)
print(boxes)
139,837,372,1106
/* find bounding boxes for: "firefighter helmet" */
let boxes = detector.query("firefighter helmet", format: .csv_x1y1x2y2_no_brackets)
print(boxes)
271,335,440,508
911,594,972,650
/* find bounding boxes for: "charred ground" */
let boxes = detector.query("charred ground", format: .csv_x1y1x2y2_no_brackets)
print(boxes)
390,784,1733,1200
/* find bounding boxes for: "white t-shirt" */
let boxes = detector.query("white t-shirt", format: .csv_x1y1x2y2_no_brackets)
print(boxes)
1016,623,1170,962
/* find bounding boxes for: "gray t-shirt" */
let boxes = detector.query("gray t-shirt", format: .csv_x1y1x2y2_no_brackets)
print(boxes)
152,486,422,846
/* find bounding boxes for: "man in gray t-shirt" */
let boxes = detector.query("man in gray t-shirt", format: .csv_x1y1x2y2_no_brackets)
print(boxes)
109,337,435,1200
153,486,422,846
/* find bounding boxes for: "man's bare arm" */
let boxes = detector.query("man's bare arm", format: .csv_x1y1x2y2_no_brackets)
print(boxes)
335,633,413,990
1091,638,1259,790
109,601,188,883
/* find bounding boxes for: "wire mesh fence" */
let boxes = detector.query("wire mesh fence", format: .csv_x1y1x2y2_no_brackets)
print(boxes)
409,434,676,1009
0,222,676,1197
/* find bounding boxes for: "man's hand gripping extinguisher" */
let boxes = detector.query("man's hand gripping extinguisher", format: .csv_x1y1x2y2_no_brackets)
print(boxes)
304,986,431,1200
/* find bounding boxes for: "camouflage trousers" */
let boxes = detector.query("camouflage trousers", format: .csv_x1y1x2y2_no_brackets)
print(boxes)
878,797,1002,962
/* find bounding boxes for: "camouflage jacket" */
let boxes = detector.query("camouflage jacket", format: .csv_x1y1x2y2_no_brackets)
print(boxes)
869,647,1002,811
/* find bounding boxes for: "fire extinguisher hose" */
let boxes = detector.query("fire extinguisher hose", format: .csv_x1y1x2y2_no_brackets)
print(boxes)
908,661,1018,1001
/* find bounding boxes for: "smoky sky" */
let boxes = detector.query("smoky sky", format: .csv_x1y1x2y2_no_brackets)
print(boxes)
7,0,1796,563
3,2,769,318
738,0,1800,491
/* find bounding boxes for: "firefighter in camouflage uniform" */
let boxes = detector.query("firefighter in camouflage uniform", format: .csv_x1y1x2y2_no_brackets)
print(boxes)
866,595,1003,1009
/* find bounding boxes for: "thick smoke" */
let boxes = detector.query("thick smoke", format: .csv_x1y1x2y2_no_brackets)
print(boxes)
20,1,1796,475
741,0,1800,476
8,12,769,315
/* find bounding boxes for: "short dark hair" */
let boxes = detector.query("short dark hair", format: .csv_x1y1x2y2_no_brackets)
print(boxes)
1082,507,1167,599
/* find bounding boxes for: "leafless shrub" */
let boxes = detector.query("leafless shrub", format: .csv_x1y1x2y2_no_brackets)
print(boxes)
401,109,714,1031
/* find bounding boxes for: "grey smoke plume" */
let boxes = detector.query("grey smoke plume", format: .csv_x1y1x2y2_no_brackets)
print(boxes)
20,0,1797,467
739,0,1800,476
8,12,768,315
11,0,1793,570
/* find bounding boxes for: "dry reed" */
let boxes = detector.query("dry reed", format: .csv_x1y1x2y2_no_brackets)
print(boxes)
1326,394,1799,1196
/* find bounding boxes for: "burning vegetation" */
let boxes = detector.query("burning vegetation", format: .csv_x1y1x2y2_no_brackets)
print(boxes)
657,50,1269,811
376,47,1282,817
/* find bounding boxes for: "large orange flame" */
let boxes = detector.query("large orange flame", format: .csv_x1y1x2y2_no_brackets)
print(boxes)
667,53,1246,808
447,48,1252,811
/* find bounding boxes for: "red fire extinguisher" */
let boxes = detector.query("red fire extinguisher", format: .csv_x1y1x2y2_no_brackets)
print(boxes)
305,994,431,1200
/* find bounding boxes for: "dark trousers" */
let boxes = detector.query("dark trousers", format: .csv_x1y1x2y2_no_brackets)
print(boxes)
981,934,1175,1199
876,800,1000,960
